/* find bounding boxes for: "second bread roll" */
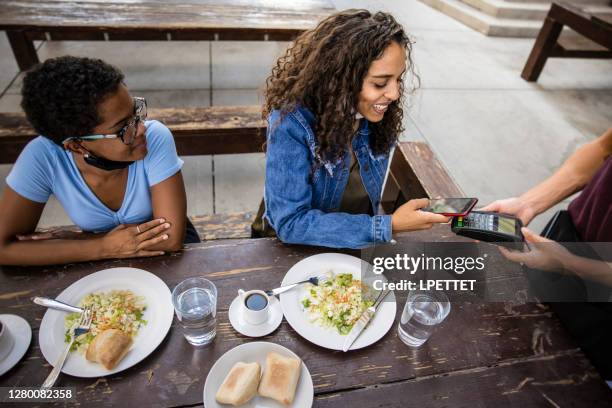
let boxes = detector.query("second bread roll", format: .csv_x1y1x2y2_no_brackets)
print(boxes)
258,352,301,406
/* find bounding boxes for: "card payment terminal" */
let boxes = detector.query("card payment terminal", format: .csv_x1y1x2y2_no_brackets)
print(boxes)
451,211,524,242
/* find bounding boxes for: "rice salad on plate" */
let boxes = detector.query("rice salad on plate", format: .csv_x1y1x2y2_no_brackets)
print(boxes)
64,290,147,352
301,272,374,335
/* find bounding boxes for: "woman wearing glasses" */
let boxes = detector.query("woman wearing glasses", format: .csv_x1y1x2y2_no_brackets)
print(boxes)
0,56,196,266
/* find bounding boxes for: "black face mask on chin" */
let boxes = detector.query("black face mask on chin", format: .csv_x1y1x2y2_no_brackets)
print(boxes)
83,152,134,171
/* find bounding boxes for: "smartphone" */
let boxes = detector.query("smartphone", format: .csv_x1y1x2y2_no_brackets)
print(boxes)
423,197,478,216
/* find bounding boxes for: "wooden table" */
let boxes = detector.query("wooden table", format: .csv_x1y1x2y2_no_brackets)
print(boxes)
0,0,336,71
1,228,611,407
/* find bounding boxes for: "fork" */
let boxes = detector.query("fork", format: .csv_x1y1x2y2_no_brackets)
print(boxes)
42,307,92,389
265,274,328,297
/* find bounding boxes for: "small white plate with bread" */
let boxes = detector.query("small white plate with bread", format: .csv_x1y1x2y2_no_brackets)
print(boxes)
203,342,313,408
39,267,173,377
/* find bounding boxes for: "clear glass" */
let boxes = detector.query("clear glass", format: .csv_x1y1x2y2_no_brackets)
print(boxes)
398,290,450,348
172,277,217,346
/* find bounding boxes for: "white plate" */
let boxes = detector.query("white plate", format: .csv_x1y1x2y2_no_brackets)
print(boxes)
0,314,31,377
280,253,396,351
228,296,283,337
39,267,174,377
203,342,313,408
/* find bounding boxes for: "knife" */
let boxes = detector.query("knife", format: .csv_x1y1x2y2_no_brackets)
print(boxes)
33,297,83,314
342,288,391,352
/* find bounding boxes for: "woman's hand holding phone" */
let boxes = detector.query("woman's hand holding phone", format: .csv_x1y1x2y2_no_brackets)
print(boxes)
392,198,451,232
422,197,478,216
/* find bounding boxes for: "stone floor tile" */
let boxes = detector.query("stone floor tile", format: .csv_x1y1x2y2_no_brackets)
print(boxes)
409,30,612,90
538,90,612,137
6,41,211,94
213,153,266,214
373,0,472,32
0,94,22,112
139,89,211,109
212,89,263,106
211,41,289,89
409,31,531,89
401,110,427,142
181,156,214,216
2,87,211,112
525,58,612,91
0,33,20,96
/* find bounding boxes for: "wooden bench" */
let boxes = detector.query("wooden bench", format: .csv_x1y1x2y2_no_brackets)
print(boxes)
0,106,266,163
0,0,335,71
521,2,612,82
195,141,464,239
381,142,464,213
1,109,461,240
191,141,464,240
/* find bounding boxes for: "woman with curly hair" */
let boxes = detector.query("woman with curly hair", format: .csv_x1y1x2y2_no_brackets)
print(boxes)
0,56,198,266
253,9,449,248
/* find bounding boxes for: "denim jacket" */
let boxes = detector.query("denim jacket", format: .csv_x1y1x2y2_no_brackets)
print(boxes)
263,106,393,249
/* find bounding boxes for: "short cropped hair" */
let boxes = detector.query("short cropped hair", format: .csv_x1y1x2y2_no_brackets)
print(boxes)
21,56,125,145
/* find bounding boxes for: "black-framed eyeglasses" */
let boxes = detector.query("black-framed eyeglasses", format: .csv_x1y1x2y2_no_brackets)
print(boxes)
63,97,147,145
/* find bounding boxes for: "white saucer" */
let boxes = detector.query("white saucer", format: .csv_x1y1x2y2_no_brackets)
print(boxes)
228,295,283,337
0,314,32,377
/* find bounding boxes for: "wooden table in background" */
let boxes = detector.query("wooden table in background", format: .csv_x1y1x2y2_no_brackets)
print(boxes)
1,227,611,407
0,0,336,71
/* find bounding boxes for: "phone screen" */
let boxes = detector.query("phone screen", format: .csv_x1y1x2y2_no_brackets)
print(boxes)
424,198,477,215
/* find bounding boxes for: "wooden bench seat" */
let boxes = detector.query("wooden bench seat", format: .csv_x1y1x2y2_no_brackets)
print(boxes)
0,106,266,163
190,212,255,240
22,140,460,241
198,141,464,240
521,1,612,82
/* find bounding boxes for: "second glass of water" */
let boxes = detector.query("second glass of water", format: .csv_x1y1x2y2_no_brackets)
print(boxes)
172,277,217,346
398,290,450,348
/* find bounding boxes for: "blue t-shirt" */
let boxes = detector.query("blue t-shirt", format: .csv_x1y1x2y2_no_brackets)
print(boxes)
6,120,183,232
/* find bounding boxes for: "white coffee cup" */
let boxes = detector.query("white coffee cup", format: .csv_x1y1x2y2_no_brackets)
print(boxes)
238,289,270,326
0,318,15,362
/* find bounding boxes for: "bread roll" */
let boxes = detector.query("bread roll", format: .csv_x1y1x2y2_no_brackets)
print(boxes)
85,329,132,370
215,362,261,406
258,352,301,406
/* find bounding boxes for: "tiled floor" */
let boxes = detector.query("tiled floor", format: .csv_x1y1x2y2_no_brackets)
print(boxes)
0,0,611,233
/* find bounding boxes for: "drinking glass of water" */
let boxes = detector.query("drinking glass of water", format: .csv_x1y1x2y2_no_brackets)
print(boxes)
397,290,450,348
172,277,217,346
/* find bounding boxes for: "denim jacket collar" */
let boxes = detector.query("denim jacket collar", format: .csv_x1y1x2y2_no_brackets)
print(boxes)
292,106,379,176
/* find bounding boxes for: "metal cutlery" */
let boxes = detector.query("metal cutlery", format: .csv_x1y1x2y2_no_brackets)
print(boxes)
265,274,328,297
33,297,83,314
41,307,92,388
342,288,391,352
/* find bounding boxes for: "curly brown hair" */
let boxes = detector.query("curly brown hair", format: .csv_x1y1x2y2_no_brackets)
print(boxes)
263,9,416,163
